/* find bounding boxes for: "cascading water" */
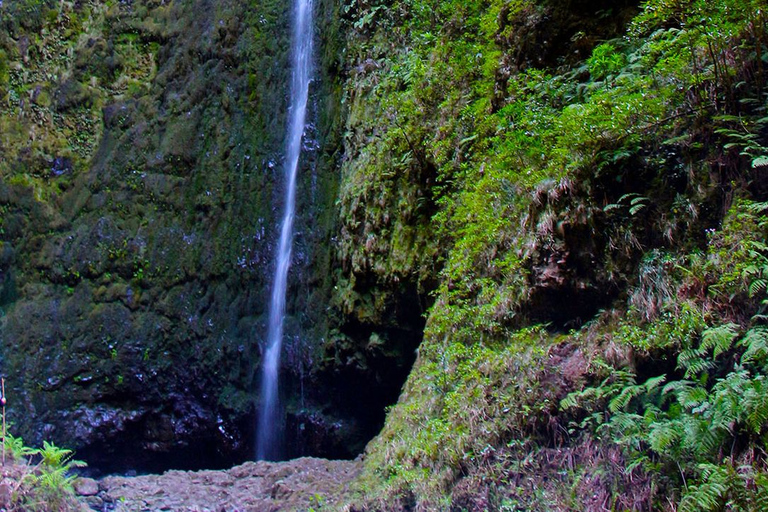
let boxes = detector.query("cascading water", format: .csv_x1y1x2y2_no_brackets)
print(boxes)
256,0,314,461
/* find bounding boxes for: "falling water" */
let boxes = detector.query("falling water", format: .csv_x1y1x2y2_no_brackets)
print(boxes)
256,0,314,461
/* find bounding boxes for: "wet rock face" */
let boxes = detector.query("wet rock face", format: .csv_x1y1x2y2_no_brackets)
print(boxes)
0,0,294,471
72,397,253,475
0,0,408,472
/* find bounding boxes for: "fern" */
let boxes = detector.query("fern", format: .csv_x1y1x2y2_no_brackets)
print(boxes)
603,193,650,217
562,197,768,510
609,383,645,412
700,323,739,358
755,472,768,511
679,464,729,512
604,411,644,440
31,440,87,508
741,375,768,433
678,348,713,378
643,375,667,393
560,369,635,410
744,200,768,219
647,419,683,452
740,327,768,366
662,379,707,409
3,433,37,460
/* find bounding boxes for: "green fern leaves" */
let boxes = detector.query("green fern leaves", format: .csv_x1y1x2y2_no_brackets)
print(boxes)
0,435,86,510
561,199,768,508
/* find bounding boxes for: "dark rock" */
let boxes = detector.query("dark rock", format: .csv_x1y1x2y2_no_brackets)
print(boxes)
54,79,92,112
50,156,73,176
0,0,396,477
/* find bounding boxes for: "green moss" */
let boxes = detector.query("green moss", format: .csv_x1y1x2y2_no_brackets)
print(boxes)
336,0,768,508
0,0,300,464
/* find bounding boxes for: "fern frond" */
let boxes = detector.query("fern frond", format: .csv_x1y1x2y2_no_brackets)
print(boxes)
559,392,581,410
676,385,708,409
740,326,768,365
754,472,768,511
629,203,647,216
624,455,651,475
745,201,768,215
3,434,37,459
679,464,729,512
742,376,768,433
648,420,683,452
681,414,725,457
748,240,768,253
608,412,644,438
700,323,739,358
708,372,746,429
678,347,712,378
749,278,767,298
40,440,73,467
560,386,601,410
644,374,667,393
616,193,642,203
678,347,702,369
609,383,644,412
662,379,694,396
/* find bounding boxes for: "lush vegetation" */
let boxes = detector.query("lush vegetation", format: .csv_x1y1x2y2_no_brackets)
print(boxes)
0,434,85,511
330,0,768,509
3,0,768,508
560,199,768,511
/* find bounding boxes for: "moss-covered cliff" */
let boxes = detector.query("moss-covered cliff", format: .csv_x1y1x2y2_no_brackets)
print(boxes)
325,0,768,509
0,0,362,471
3,0,768,508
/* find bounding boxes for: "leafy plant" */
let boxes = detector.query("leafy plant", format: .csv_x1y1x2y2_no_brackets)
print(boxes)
0,433,85,510
33,441,87,508
3,433,37,460
559,197,768,509
587,43,626,80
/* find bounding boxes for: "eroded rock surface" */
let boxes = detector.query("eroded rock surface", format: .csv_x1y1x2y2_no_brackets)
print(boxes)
86,457,361,511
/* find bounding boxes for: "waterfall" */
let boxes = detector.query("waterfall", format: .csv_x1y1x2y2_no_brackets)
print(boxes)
256,0,314,461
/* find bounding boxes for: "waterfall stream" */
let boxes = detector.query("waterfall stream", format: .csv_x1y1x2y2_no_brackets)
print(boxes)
256,0,314,461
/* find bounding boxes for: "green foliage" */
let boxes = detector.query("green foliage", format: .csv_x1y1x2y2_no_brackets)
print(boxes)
0,435,86,511
0,0,57,33
562,200,768,509
0,48,8,89
705,199,768,302
3,433,37,460
33,441,87,508
587,43,626,80
343,0,768,507
353,327,552,508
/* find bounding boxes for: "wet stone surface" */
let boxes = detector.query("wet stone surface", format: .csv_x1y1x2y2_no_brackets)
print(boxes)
83,457,361,511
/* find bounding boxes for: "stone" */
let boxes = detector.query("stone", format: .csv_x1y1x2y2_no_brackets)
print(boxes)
74,477,99,496
0,482,12,506
99,457,361,511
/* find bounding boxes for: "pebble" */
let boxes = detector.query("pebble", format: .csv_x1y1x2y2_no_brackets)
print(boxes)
74,477,99,496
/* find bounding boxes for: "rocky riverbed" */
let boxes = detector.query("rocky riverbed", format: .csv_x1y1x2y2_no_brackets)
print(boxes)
78,458,361,511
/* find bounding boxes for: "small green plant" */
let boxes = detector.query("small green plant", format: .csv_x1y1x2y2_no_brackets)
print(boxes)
3,433,36,461
307,493,326,511
587,43,626,79
0,378,85,511
0,434,86,511
33,441,87,508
